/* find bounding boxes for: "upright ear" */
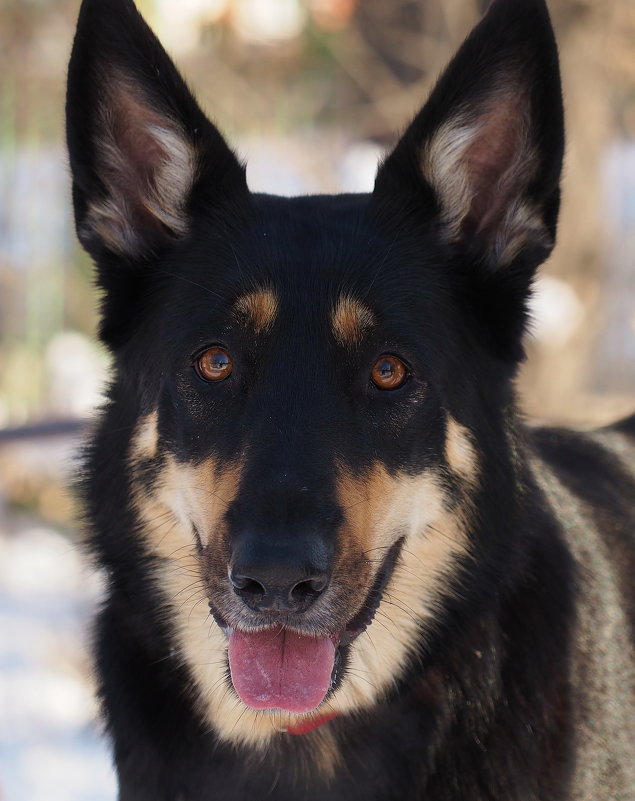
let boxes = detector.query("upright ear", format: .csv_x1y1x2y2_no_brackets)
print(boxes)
374,0,564,277
66,0,247,260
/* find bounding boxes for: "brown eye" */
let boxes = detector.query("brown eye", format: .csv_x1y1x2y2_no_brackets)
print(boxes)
370,355,408,390
195,347,233,382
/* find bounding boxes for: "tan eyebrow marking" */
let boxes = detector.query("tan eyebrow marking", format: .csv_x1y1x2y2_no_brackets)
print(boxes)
233,289,279,333
331,294,376,346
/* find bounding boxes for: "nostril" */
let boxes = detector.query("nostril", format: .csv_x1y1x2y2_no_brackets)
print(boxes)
290,576,328,603
231,573,266,601
309,575,328,593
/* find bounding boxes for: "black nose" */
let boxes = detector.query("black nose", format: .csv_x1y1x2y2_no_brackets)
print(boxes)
229,538,331,613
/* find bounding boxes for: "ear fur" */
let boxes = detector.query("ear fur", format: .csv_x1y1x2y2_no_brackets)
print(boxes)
375,0,564,273
66,0,246,259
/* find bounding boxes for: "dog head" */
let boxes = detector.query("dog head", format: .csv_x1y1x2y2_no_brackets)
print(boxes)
68,0,563,746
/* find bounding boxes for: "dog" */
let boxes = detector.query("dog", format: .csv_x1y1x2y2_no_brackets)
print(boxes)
66,0,635,798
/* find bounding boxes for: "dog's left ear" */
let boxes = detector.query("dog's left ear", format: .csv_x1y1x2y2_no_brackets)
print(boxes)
374,0,564,348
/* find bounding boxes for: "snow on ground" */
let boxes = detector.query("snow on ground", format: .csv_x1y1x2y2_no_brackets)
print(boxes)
0,520,116,801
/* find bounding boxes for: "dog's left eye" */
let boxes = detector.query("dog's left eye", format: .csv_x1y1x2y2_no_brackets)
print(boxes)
370,355,409,390
195,347,233,382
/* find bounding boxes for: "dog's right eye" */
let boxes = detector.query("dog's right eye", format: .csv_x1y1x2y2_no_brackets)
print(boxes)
195,347,233,382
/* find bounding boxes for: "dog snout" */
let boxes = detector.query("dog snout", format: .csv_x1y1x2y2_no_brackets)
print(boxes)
229,537,332,614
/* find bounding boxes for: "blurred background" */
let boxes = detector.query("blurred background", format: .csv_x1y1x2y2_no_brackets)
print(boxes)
1,0,634,798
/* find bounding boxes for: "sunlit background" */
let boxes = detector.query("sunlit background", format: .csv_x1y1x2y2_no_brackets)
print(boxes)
1,0,634,798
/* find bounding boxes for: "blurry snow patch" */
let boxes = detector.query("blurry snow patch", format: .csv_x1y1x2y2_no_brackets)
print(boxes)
528,276,584,346
0,525,102,598
17,743,116,801
45,331,110,418
1,668,96,739
0,522,111,801
339,141,382,193
232,0,306,43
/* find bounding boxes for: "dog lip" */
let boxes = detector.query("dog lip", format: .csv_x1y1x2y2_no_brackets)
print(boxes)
341,536,405,644
208,602,231,636
207,603,343,644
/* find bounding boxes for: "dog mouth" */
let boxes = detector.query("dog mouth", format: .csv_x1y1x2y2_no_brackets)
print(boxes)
208,538,403,714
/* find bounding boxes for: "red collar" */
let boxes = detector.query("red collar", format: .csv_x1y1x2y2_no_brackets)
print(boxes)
284,712,339,736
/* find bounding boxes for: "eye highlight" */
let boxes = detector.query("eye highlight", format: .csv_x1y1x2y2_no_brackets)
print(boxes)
370,355,408,391
195,347,233,382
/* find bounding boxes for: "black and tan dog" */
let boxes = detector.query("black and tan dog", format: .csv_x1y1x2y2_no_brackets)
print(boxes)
66,0,635,798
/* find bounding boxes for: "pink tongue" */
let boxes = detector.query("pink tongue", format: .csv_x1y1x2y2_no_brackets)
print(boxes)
228,628,336,714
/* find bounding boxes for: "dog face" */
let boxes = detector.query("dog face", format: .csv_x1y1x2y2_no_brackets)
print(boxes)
68,0,563,746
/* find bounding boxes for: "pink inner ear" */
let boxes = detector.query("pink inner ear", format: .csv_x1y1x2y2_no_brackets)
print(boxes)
104,86,174,222
461,96,530,241
88,75,194,254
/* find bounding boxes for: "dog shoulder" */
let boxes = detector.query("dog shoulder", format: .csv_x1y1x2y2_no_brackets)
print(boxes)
527,417,635,521
526,417,635,797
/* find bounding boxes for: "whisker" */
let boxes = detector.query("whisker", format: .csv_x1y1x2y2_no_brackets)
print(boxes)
426,524,462,546
173,579,206,599
345,669,378,690
363,236,397,298
382,594,420,625
188,593,211,621
176,589,206,613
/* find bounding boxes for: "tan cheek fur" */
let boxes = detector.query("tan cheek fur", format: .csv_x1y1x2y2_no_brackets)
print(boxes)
328,464,471,717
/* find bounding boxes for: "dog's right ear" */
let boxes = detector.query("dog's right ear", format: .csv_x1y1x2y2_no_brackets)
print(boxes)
66,0,247,261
